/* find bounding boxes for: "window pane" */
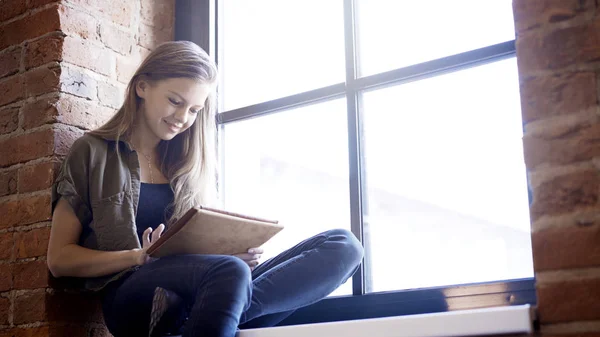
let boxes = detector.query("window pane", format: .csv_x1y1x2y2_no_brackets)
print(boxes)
221,99,352,296
356,0,516,76
219,0,345,111
361,58,533,293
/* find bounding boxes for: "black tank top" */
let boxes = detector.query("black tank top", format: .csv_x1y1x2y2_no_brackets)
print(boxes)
135,183,174,244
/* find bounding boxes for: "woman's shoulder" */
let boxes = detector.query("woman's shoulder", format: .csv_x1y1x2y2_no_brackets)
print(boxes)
66,133,111,159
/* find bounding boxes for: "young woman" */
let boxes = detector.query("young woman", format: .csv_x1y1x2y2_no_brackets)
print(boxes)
47,41,363,337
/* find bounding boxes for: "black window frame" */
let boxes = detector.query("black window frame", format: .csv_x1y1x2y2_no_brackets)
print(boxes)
175,0,536,325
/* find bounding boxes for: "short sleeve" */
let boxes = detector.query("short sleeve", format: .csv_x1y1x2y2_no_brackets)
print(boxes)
52,136,93,227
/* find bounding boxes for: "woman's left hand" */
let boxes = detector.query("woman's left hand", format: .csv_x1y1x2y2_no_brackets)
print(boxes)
233,247,264,271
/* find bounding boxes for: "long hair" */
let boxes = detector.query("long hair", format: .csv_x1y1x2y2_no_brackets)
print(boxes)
89,41,219,225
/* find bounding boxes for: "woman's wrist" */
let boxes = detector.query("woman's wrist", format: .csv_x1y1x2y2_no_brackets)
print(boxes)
130,248,143,266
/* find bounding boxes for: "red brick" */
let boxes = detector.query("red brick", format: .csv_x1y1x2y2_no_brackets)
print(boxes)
523,123,600,170
0,329,16,337
40,95,113,130
0,128,54,168
0,169,18,197
96,106,117,128
519,72,597,123
105,0,133,27
517,19,600,73
15,227,51,258
0,107,19,135
24,66,61,97
0,297,9,325
0,200,19,229
28,0,58,9
63,36,114,76
538,278,600,323
116,55,135,84
14,291,46,324
64,0,131,27
37,127,66,159
24,100,98,134
0,46,21,79
138,23,172,50
97,81,123,109
24,34,64,70
22,96,59,129
18,162,58,193
0,5,61,51
24,95,69,129
1,326,51,337
140,0,174,30
60,66,97,100
0,264,12,291
116,48,145,84
13,260,49,289
0,327,50,337
0,233,14,261
136,46,152,60
0,75,25,106
512,0,595,33
0,195,51,229
99,23,132,55
531,223,600,271
58,5,99,41
69,0,133,28
0,0,27,22
54,94,91,128
53,124,83,156
23,194,52,226
530,170,600,221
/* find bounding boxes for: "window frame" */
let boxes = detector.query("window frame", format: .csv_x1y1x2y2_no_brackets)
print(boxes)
175,0,536,324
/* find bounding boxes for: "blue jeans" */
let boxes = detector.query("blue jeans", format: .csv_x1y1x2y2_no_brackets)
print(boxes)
101,228,364,337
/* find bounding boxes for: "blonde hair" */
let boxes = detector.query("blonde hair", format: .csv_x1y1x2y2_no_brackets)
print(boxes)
89,41,219,225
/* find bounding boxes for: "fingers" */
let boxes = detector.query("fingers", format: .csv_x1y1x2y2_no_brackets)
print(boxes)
142,224,165,249
142,227,152,248
234,253,261,261
232,253,260,270
150,224,165,244
248,247,264,254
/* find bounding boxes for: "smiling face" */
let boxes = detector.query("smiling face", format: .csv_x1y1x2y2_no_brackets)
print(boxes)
135,77,213,142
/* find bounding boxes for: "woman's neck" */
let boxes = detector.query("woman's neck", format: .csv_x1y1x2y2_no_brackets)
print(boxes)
129,124,160,156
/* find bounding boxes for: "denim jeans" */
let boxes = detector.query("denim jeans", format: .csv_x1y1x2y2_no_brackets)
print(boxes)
101,228,364,337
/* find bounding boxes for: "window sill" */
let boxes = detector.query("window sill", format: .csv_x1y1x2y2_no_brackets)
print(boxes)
238,305,534,337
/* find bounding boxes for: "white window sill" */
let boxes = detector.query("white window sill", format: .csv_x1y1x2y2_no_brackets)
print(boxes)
237,305,534,337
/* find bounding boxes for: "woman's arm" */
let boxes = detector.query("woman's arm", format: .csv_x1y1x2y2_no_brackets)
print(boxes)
47,198,154,278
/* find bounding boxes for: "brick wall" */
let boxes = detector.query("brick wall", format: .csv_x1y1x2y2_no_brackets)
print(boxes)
0,0,174,336
1,0,598,336
513,0,600,336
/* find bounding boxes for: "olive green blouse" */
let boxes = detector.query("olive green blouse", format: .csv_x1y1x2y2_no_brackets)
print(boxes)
52,133,145,291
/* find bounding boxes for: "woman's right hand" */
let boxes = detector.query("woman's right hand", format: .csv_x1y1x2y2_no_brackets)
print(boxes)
133,224,165,266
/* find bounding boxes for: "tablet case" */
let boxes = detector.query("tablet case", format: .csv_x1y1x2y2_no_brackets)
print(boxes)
147,206,283,257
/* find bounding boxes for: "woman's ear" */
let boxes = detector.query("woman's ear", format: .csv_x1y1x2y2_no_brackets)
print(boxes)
135,79,149,99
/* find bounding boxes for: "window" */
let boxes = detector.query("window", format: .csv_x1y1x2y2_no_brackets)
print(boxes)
361,58,532,292
177,0,536,323
221,99,353,297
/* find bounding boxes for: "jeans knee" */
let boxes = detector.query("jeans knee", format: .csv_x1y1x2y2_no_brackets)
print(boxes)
326,228,364,268
210,256,252,309
212,255,252,283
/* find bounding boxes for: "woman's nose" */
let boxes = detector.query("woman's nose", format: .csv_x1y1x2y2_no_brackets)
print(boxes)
173,107,188,124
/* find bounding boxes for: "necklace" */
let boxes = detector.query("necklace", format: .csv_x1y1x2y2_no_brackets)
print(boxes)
131,143,154,184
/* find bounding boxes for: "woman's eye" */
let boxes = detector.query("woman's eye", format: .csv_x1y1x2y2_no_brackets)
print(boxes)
168,98,181,105
190,108,201,114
